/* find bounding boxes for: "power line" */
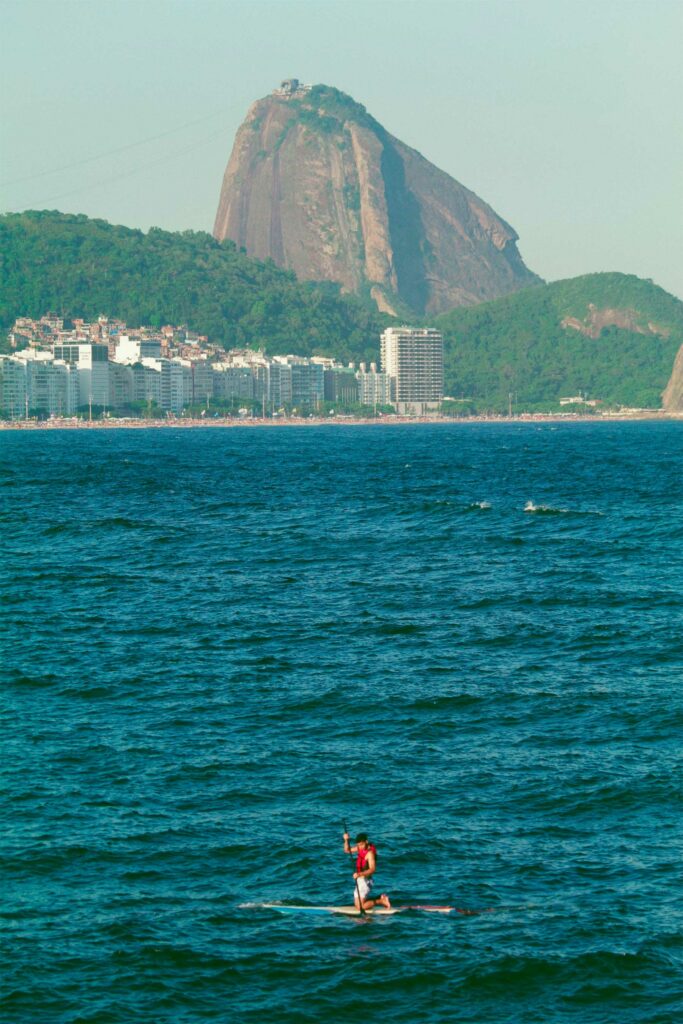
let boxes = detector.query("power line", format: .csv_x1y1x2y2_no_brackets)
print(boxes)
0,107,231,188
1,126,228,213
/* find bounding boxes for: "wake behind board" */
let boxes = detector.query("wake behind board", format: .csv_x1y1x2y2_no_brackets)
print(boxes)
245,903,454,916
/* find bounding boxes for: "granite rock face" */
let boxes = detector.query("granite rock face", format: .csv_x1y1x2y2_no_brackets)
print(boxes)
663,344,683,411
213,84,541,315
562,304,671,339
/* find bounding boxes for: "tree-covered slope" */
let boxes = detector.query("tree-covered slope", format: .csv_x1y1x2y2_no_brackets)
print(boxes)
435,273,683,410
3,212,681,411
0,210,389,363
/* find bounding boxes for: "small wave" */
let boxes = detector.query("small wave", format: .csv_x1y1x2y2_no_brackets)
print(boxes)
462,948,656,993
398,499,457,518
97,516,140,529
466,501,492,511
7,672,59,689
58,684,112,699
406,693,483,712
42,523,70,536
42,516,142,536
524,501,569,514
524,501,604,516
376,623,424,636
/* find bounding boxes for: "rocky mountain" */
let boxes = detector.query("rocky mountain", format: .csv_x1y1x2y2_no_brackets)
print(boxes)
213,82,540,316
663,345,683,411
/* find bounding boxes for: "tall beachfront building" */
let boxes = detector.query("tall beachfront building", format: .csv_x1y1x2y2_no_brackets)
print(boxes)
53,342,109,409
380,326,444,415
357,362,392,407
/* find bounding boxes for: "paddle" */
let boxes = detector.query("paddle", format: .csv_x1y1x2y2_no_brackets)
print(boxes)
343,820,366,916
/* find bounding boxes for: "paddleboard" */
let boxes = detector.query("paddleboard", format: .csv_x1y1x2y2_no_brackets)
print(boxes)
245,903,455,916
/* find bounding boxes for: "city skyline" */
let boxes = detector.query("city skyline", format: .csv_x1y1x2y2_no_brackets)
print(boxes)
0,313,399,418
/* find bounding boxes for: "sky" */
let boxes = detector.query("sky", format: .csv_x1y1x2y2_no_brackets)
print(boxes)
2,0,682,299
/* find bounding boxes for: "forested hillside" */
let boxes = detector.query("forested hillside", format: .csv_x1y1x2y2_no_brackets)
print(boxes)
3,212,681,410
435,273,683,410
0,211,389,364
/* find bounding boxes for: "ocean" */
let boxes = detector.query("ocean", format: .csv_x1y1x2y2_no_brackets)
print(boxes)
2,422,682,1023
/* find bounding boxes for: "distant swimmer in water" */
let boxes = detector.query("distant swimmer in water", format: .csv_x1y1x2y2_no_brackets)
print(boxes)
343,830,391,911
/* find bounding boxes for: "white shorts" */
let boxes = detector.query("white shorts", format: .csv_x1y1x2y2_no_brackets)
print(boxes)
355,876,373,901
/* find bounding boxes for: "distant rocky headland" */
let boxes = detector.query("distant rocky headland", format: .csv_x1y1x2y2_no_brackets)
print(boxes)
213,81,541,316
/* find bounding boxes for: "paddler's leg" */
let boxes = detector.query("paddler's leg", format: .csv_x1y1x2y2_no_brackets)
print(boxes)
355,875,371,910
360,893,391,911
355,877,391,910
363,893,391,910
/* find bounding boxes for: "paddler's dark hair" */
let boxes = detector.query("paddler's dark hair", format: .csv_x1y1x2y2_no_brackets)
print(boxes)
355,832,369,843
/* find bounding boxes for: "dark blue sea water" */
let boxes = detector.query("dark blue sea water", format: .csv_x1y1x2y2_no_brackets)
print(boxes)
2,422,682,1024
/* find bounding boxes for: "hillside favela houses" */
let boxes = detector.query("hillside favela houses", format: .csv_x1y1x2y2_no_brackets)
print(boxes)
0,315,443,420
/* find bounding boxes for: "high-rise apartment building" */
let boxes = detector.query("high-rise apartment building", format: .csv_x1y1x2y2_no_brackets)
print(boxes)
212,365,255,403
323,368,360,405
275,356,324,407
0,356,28,417
27,359,78,416
380,326,444,414
114,336,162,363
53,342,109,408
0,353,79,417
190,361,213,407
357,362,392,407
109,362,134,409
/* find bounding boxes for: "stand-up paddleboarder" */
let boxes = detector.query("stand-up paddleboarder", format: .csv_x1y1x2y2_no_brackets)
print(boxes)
343,829,391,911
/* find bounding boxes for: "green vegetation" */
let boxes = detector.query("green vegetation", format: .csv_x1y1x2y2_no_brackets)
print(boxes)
434,273,683,410
0,211,389,364
284,86,380,140
2,212,680,411
296,107,339,136
304,86,378,133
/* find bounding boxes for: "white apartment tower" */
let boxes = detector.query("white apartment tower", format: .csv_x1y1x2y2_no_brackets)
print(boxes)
0,356,28,418
357,362,392,407
381,326,444,415
53,342,109,409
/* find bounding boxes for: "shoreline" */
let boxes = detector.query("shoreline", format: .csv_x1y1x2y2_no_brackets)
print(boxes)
1,412,681,430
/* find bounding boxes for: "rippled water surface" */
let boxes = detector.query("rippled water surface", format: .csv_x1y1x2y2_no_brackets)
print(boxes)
2,423,682,1023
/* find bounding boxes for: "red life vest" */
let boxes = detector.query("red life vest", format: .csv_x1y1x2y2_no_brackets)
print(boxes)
356,843,377,873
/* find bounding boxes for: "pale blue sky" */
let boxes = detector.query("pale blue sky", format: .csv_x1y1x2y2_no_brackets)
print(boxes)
2,0,682,298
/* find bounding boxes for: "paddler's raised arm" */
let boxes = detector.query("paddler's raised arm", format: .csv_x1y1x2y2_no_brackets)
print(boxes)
343,831,357,854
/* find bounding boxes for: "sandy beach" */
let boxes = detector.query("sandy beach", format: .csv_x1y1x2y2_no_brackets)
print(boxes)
1,411,679,430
